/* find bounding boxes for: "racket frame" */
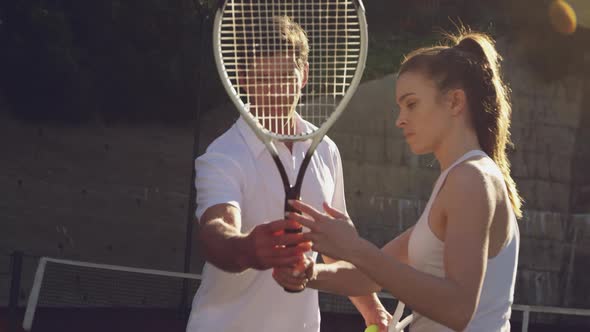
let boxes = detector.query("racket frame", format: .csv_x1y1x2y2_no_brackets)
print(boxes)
212,0,368,291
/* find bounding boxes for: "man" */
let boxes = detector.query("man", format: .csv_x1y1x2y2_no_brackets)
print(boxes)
187,16,390,332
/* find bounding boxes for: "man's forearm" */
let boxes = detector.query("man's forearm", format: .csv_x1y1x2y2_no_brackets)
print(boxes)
198,219,251,273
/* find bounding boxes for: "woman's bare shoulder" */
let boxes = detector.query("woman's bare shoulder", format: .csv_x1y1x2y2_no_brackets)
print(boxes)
441,158,505,210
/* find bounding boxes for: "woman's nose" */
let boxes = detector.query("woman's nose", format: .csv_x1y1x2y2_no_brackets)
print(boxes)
395,111,406,128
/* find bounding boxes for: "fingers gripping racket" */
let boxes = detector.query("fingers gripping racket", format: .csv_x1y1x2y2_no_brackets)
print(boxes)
213,0,368,291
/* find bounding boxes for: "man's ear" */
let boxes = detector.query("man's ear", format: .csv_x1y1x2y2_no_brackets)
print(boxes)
238,67,253,97
300,62,309,89
238,68,247,89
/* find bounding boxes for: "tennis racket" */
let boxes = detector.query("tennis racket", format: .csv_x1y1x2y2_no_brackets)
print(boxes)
388,301,413,332
213,0,368,292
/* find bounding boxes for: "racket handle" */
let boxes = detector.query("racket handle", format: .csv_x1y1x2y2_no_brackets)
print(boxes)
284,227,303,234
284,189,304,293
283,231,305,293
283,258,306,293
284,188,303,236
283,224,304,292
284,286,304,293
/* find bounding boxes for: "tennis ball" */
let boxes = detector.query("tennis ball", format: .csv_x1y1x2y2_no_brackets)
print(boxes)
549,0,577,35
364,324,379,332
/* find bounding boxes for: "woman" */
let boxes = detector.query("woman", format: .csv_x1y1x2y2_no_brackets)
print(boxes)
273,30,522,332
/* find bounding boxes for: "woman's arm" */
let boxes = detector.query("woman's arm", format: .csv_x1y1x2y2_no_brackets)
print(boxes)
345,165,493,331
290,164,494,331
280,226,414,295
381,225,413,265
307,260,380,296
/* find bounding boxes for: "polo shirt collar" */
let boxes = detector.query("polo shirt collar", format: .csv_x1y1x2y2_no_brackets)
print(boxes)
236,107,316,158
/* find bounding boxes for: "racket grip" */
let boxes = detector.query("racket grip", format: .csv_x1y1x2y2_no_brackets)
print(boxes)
284,189,303,236
283,258,306,293
284,227,302,234
283,232,305,293
284,189,304,293
284,285,304,293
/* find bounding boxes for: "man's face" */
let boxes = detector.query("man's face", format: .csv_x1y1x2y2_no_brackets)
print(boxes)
240,53,308,118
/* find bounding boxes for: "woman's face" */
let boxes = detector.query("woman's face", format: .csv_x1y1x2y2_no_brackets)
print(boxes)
395,71,454,155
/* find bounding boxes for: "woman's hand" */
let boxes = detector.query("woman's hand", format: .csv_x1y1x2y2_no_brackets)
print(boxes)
287,200,362,262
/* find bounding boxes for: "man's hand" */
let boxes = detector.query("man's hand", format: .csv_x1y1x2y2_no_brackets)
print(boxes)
244,219,312,270
199,204,311,272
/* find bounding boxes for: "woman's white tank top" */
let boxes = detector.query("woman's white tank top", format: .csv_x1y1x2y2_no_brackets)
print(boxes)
407,150,520,332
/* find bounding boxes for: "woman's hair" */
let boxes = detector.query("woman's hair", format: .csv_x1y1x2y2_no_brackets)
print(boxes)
399,29,523,218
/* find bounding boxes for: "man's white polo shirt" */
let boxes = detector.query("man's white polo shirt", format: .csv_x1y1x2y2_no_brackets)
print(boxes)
187,114,347,332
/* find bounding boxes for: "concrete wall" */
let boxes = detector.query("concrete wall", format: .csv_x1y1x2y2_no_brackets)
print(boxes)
0,115,198,307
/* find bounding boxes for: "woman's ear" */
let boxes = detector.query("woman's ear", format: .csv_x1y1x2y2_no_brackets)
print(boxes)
448,88,467,116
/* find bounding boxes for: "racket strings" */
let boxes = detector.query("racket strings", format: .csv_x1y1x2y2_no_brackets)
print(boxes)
219,0,361,137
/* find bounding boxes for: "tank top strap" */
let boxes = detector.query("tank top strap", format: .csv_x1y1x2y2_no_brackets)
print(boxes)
429,150,488,205
445,150,488,174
